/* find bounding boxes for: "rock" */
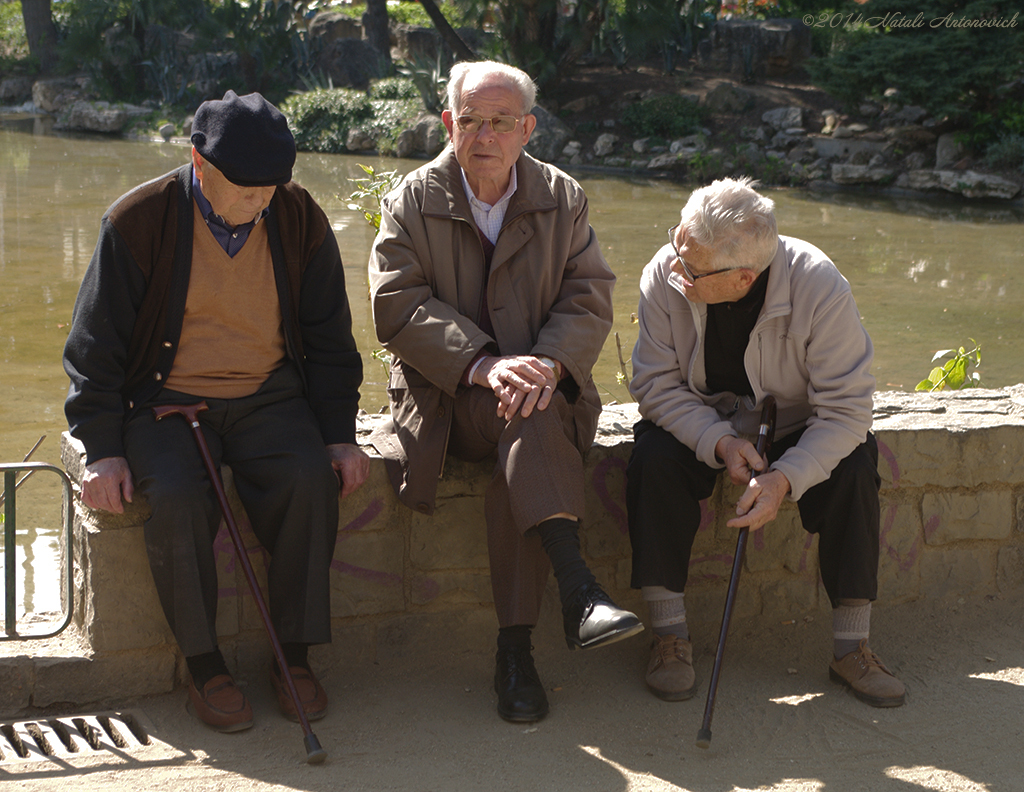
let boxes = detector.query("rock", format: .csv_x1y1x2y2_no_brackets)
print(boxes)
647,152,683,169
602,119,616,128
845,123,870,134
525,104,572,163
762,106,803,131
347,127,376,152
394,128,417,159
811,137,886,161
704,83,754,114
902,151,928,170
316,38,385,90
604,157,628,167
670,134,707,152
832,126,853,139
308,11,363,45
57,100,150,133
831,164,895,184
562,141,582,158
633,138,651,154
935,133,965,169
887,105,927,125
158,123,175,142
0,76,34,104
31,77,81,113
885,125,937,148
859,102,882,117
906,170,1021,200
593,133,619,157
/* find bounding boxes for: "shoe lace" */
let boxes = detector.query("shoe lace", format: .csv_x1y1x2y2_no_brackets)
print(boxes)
499,647,540,683
653,634,685,664
854,639,891,674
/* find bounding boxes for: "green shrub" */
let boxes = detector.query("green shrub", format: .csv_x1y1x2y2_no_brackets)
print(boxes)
622,95,705,139
985,134,1024,174
282,88,374,153
369,77,420,101
807,0,1024,120
0,1,29,65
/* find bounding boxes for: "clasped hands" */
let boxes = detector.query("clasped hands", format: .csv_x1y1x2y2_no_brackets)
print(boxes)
714,435,791,532
472,354,560,420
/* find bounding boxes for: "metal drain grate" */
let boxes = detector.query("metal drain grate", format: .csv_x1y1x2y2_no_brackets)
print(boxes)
0,711,153,765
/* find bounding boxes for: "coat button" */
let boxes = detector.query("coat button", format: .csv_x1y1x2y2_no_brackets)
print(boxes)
437,405,445,417
416,503,430,513
163,341,172,348
154,372,162,381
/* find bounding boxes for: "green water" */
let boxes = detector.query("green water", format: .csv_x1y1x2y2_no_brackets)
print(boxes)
2,120,1022,617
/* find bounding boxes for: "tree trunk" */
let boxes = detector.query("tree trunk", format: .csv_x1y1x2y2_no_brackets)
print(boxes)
363,0,392,74
418,0,476,62
21,0,58,70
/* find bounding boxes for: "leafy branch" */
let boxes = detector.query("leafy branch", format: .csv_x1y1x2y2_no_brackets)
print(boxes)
915,340,982,392
346,164,402,232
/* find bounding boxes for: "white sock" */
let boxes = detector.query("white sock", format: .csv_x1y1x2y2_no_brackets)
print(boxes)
642,586,688,639
833,599,871,659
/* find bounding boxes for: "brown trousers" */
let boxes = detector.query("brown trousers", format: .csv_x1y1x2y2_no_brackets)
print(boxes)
447,387,586,628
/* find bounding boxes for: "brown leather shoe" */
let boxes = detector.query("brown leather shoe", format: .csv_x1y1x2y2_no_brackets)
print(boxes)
645,633,697,701
188,675,254,732
271,664,328,722
829,639,906,707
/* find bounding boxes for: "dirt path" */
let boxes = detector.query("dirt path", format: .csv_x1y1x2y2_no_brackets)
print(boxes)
4,585,1022,791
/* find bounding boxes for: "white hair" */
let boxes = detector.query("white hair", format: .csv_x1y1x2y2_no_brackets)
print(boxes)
446,60,538,117
679,176,779,272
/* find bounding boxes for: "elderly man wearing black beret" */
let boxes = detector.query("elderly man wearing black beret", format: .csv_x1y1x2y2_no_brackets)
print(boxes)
63,90,369,732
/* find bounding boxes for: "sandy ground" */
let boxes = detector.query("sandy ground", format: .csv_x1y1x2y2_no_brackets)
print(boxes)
3,586,1023,792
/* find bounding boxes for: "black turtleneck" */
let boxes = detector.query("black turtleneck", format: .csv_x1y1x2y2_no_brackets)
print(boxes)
704,266,771,396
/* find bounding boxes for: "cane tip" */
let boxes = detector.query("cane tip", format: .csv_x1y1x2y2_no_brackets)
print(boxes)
696,728,712,750
304,733,327,764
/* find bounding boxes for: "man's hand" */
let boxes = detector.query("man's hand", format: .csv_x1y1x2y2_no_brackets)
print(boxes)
81,456,134,514
473,355,560,420
327,443,371,499
727,469,791,531
715,435,765,485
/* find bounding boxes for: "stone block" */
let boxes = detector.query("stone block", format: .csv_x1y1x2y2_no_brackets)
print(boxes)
0,655,33,715
922,491,1013,544
317,622,377,671
746,506,805,574
583,449,631,559
759,574,820,616
331,530,407,617
408,571,492,608
376,610,495,662
997,546,1024,592
918,546,997,600
409,465,489,570
75,518,171,653
32,650,177,708
878,499,923,602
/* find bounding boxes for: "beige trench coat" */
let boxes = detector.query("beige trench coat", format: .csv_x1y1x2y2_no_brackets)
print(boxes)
368,148,615,514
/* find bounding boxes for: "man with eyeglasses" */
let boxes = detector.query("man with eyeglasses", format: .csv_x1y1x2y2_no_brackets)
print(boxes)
369,60,643,724
626,177,906,708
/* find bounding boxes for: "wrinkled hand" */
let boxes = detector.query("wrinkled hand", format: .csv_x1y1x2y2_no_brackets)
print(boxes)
715,435,790,531
327,443,371,499
81,456,134,514
728,469,791,531
473,355,559,420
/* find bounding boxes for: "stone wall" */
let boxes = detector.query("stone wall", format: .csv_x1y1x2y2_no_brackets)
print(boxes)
2,388,1022,714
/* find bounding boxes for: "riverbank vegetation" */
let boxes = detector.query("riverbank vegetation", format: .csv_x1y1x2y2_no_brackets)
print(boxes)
1,1,1022,179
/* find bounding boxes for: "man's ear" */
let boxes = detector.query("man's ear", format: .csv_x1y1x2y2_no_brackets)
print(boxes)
441,110,454,139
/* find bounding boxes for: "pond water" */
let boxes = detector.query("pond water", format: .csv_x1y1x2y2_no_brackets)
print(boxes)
2,118,1022,619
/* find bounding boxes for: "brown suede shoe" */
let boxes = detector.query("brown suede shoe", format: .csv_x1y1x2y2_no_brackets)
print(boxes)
271,664,328,722
645,633,697,701
829,639,906,707
188,675,254,733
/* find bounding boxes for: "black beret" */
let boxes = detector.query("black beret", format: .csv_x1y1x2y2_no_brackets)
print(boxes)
191,90,296,186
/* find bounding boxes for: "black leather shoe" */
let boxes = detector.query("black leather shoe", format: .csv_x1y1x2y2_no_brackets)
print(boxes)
563,582,644,650
494,646,549,723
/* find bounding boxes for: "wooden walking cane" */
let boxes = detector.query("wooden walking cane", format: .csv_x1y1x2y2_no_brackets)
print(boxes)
153,402,327,764
696,394,777,750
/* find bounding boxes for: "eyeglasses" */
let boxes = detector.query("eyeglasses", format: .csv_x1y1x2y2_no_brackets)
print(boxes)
667,223,737,282
455,114,522,134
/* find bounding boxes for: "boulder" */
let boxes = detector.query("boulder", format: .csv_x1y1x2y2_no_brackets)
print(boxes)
317,38,385,90
57,101,150,133
309,11,363,45
762,106,803,131
906,170,1021,200
525,105,572,163
593,133,619,157
831,163,895,184
31,77,82,113
0,76,34,104
346,127,376,152
935,133,965,170
704,83,754,114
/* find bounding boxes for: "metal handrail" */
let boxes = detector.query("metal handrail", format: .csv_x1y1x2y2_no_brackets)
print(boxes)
0,462,75,640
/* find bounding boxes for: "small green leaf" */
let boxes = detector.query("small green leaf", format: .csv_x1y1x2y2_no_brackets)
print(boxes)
931,349,954,362
915,379,935,391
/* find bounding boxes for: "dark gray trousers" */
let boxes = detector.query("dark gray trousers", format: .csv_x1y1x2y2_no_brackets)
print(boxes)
124,365,340,657
626,420,880,608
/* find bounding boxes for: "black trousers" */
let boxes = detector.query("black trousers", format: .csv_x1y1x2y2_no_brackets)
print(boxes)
626,420,880,608
124,364,340,657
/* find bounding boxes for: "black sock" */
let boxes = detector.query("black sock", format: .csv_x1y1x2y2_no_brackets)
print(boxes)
497,625,533,652
186,648,230,691
533,517,596,607
274,642,310,675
